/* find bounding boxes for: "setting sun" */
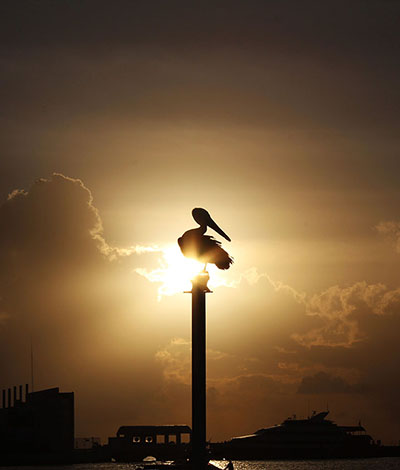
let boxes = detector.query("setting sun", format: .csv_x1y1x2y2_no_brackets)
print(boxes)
135,245,235,300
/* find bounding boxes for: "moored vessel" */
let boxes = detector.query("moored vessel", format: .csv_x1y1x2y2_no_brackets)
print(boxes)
211,411,380,460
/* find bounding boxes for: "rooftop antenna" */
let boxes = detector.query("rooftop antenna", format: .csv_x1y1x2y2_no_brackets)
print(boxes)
30,337,34,393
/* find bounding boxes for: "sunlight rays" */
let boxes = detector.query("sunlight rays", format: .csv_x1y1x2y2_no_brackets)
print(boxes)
135,244,236,300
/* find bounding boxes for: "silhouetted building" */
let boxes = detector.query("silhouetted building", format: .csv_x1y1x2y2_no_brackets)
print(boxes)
75,436,101,449
108,425,191,461
0,386,74,456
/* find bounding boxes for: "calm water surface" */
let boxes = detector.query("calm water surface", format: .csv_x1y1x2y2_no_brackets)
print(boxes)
3,460,400,470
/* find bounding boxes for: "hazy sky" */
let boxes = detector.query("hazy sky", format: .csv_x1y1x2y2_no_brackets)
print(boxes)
1,1,400,444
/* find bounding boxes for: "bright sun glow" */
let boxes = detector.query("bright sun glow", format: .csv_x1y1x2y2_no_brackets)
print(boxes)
135,244,236,300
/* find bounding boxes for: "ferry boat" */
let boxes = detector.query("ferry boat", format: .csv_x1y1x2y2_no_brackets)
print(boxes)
211,411,377,460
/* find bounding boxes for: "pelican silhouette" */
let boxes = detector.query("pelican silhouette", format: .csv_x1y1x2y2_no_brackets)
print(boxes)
178,208,233,270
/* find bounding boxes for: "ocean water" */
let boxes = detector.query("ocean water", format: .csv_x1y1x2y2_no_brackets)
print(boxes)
229,458,400,469
3,460,400,470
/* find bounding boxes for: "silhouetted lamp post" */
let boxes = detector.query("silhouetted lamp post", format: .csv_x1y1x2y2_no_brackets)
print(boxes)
178,208,233,470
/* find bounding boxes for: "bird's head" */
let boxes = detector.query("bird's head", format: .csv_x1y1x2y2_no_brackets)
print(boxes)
192,208,231,242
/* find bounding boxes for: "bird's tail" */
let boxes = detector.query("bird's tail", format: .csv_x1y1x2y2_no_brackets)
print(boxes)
215,247,234,270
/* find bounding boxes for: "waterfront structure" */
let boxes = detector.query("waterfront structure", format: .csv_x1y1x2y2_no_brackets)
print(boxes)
108,424,191,461
75,436,101,449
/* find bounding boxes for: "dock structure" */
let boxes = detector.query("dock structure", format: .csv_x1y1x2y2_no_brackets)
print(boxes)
108,424,191,461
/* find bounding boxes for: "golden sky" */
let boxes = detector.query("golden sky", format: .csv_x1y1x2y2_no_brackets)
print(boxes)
1,1,400,444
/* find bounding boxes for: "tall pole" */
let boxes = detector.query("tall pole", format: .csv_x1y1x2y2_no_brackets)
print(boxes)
190,271,211,470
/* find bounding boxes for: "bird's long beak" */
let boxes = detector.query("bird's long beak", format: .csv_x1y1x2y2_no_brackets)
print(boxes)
207,216,231,242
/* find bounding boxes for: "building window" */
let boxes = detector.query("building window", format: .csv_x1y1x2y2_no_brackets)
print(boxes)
181,433,190,443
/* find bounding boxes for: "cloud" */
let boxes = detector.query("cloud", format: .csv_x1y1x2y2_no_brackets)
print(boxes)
155,338,191,384
292,281,400,347
266,275,307,304
0,173,110,274
297,371,365,395
0,173,165,315
0,172,161,270
375,220,400,253
155,338,245,386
